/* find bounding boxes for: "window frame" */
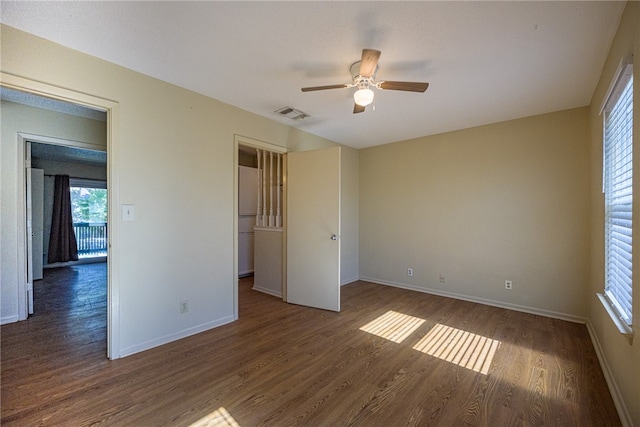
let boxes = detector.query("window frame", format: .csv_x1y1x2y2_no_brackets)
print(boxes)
599,58,634,339
69,178,108,259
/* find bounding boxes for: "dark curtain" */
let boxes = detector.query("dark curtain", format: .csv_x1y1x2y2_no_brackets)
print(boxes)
48,175,78,263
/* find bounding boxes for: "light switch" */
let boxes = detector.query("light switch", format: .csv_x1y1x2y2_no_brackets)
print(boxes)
122,204,135,221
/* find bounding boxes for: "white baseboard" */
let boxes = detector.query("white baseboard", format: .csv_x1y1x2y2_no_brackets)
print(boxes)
1,315,19,325
585,321,633,427
44,257,107,268
252,285,282,299
341,276,359,286
359,276,587,324
119,315,235,358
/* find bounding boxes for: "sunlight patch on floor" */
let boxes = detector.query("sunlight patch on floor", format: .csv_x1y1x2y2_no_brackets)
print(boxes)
359,310,426,343
189,407,241,427
413,323,501,375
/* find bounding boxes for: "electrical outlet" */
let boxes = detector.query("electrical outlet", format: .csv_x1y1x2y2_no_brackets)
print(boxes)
407,268,414,277
180,300,189,314
505,280,513,290
439,274,445,283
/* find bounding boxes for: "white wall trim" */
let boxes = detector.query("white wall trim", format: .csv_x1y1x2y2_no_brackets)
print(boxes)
16,132,105,151
340,276,359,286
359,276,588,324
235,135,288,154
254,226,284,232
252,285,283,299
585,321,633,427
119,315,236,358
16,133,28,322
17,133,107,320
1,315,19,324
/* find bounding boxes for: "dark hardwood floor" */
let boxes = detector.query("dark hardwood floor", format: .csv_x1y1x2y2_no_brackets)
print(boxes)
1,264,620,426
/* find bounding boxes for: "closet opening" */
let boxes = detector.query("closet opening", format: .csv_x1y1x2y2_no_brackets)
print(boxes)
235,137,287,317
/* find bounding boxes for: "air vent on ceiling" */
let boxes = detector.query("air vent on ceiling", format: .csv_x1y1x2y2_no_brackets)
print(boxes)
275,106,309,120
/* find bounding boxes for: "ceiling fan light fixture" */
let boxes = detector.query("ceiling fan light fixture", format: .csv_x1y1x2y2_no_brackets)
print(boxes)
354,88,374,106
300,49,429,114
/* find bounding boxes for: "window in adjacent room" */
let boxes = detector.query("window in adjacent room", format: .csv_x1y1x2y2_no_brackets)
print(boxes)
70,178,108,258
600,58,633,337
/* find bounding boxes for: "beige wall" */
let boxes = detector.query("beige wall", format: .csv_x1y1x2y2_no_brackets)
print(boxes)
360,107,590,319
588,2,639,425
1,100,107,146
0,25,346,356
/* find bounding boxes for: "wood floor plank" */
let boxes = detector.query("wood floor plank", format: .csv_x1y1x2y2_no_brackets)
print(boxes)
1,264,621,426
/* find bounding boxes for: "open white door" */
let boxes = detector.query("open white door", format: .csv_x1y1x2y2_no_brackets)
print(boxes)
31,168,44,281
287,146,341,312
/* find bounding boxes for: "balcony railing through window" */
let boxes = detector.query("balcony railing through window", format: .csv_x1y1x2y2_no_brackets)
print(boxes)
73,222,107,257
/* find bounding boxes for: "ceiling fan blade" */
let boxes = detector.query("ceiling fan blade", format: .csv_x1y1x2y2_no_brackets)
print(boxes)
301,84,349,92
353,103,365,114
359,49,381,77
378,81,429,92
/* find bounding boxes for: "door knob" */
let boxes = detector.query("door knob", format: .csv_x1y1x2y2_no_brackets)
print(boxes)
331,234,337,240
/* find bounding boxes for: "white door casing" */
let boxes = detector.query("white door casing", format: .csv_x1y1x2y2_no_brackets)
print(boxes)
3,72,119,359
25,143,34,315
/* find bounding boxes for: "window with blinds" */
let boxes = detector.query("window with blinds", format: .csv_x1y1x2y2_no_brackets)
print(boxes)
603,63,633,328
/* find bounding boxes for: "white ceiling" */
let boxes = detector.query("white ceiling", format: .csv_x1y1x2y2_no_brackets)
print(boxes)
0,1,626,149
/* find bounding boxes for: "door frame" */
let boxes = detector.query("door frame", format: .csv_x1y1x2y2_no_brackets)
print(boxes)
2,72,121,359
233,135,287,319
22,135,106,314
25,142,43,315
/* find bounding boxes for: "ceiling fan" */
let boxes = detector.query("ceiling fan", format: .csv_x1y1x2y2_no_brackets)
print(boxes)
301,49,429,114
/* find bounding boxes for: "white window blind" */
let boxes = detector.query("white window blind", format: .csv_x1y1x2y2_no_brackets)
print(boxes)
603,65,633,327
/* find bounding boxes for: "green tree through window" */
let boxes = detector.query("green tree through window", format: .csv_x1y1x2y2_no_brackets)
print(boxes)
70,187,107,223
